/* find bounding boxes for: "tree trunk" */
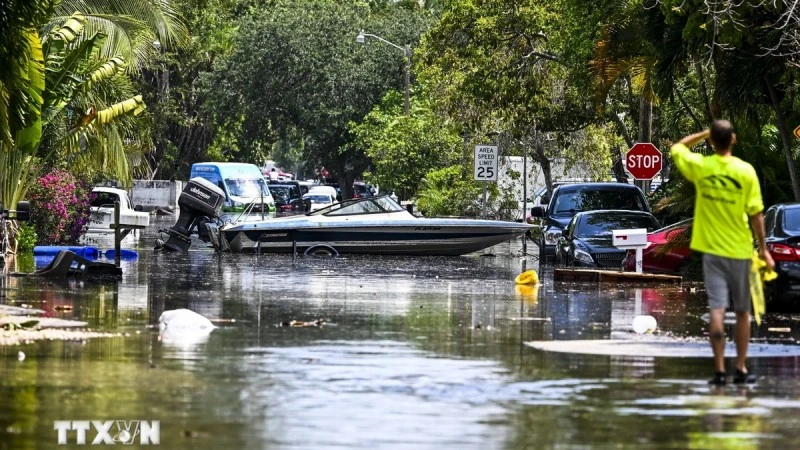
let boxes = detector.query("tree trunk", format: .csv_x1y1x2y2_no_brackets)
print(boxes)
765,77,800,201
636,96,653,193
534,141,552,193
612,145,629,183
695,61,714,123
609,112,631,183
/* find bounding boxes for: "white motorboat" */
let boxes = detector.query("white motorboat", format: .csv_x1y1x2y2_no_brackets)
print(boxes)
211,195,531,256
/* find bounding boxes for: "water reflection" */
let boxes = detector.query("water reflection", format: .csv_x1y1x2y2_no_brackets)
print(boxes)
1,219,800,448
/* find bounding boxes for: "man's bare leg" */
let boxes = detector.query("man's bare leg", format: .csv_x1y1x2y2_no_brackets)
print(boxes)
709,308,726,373
735,310,750,372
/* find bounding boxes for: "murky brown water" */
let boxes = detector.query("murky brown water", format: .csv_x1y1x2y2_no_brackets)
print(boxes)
2,216,800,449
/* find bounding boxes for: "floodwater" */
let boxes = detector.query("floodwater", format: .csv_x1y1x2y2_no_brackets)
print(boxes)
2,216,800,449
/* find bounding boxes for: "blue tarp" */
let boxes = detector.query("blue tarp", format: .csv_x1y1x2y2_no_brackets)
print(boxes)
32,246,138,268
33,246,99,259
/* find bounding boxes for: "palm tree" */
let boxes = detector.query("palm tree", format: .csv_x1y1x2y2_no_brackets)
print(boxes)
1,1,189,208
0,1,56,206
47,0,189,72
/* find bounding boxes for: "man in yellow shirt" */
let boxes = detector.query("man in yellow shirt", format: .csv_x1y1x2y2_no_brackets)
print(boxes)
671,120,774,385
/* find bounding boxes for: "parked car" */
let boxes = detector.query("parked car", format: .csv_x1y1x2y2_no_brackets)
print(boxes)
303,193,335,211
308,185,338,200
622,219,694,274
88,187,150,233
353,182,375,198
555,210,661,268
268,184,306,213
764,203,800,309
530,183,650,264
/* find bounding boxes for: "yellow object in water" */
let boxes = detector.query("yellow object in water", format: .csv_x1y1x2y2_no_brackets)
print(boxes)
515,269,539,285
515,284,540,304
750,251,778,326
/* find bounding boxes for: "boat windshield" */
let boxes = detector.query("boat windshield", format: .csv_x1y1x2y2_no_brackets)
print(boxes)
308,195,405,216
225,178,267,199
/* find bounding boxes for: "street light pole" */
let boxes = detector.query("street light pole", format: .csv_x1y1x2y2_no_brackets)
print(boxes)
357,30,411,115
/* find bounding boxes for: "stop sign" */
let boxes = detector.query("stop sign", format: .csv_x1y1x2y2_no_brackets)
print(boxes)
626,143,662,180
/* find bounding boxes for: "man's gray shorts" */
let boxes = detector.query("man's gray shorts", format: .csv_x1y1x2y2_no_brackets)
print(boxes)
702,253,752,312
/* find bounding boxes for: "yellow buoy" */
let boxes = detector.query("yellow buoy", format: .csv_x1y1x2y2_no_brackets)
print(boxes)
515,269,539,285
515,284,540,304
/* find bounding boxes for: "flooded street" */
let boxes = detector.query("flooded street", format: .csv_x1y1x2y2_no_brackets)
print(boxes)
2,216,800,449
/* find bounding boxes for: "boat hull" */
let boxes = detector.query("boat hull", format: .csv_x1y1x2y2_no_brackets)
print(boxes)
220,221,530,256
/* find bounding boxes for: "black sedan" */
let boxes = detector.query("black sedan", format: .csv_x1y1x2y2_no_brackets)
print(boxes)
764,203,800,310
268,185,307,213
555,210,661,268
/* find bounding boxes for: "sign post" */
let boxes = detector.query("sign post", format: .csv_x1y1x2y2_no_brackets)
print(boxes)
474,145,498,219
625,143,662,186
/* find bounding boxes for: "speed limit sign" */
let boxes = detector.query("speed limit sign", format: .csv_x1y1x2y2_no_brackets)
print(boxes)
474,145,498,181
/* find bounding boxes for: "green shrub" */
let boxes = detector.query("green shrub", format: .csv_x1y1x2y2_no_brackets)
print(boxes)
15,224,37,253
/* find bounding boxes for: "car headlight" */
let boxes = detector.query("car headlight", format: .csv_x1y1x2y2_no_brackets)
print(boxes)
544,229,562,244
233,201,243,207
574,248,594,264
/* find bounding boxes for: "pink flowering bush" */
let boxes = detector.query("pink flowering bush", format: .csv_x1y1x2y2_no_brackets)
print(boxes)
26,169,94,245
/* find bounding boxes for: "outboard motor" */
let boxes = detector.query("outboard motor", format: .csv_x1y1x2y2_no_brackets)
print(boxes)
156,177,224,252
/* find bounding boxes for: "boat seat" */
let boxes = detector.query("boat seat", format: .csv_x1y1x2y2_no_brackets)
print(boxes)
13,250,76,278
10,250,121,278
71,253,122,277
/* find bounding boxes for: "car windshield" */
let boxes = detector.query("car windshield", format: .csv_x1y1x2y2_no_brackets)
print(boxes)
91,191,120,208
304,194,332,204
783,208,800,234
552,188,645,217
225,178,267,199
575,214,660,238
268,186,290,200
354,184,372,195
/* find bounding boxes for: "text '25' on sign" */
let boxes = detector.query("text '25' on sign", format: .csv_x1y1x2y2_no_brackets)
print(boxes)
474,145,498,181
625,143,662,180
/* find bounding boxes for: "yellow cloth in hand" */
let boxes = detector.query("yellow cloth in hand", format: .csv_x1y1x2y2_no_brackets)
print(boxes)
749,252,778,326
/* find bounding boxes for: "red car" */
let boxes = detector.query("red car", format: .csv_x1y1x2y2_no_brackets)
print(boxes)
623,219,693,274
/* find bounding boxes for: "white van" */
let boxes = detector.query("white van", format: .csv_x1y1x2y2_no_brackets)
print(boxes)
308,185,338,200
190,162,276,214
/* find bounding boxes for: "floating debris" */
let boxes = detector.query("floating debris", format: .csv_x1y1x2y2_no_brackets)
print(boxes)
1,329,118,346
768,327,792,333
159,309,215,331
0,305,46,316
632,315,658,334
515,269,539,285
0,317,88,329
279,319,327,328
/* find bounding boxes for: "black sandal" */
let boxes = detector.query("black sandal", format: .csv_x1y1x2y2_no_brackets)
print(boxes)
733,370,756,384
708,372,727,386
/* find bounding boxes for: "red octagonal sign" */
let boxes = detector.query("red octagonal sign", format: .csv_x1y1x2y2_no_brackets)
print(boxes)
626,143,662,180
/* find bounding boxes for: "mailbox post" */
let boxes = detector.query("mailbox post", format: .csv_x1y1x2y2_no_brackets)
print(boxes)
612,228,649,273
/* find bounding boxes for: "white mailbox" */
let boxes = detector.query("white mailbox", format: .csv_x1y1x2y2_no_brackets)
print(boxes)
612,228,648,249
612,228,649,274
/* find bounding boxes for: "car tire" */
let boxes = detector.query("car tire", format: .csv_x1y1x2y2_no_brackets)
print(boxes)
538,241,549,265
